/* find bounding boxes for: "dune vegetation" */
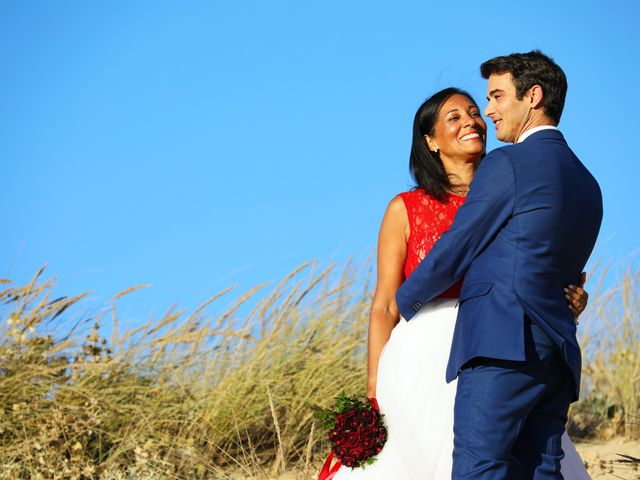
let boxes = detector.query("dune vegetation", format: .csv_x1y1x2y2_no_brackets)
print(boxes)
0,261,637,479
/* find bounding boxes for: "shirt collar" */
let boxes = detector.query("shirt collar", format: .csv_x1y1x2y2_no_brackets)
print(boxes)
516,125,559,143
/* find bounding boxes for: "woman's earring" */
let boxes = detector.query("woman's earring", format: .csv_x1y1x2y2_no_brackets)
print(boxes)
424,135,439,154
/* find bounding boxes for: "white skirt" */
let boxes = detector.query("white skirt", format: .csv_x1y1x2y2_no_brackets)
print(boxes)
333,299,589,479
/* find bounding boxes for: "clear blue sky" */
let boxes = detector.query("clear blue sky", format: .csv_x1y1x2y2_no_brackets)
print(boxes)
2,1,638,327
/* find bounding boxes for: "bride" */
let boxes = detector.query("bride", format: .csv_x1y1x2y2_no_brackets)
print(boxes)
331,88,590,479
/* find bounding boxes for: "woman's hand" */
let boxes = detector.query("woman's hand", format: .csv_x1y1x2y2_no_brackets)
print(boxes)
565,272,589,320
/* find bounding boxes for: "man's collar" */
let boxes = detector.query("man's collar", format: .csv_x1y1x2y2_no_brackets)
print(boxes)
516,125,559,143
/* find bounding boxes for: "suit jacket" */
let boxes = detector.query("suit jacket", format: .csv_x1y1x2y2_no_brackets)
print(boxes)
395,129,602,399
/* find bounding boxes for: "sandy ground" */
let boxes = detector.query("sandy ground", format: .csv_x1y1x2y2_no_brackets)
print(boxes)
575,439,640,479
228,439,640,479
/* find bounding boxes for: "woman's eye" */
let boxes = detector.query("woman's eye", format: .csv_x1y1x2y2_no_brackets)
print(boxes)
448,115,460,121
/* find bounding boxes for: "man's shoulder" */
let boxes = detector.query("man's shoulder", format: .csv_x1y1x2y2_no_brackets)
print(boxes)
471,148,516,192
483,134,555,165
486,139,532,157
478,146,516,171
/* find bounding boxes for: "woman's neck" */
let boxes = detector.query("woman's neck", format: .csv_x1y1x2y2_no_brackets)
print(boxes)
441,157,477,196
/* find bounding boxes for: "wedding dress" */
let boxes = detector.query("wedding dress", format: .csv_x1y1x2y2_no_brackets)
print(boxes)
332,190,589,480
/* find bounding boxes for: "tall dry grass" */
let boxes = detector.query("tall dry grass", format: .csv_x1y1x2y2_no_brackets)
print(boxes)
569,266,640,441
0,262,638,479
0,262,372,479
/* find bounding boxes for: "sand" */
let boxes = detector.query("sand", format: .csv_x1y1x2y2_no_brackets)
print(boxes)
575,439,640,479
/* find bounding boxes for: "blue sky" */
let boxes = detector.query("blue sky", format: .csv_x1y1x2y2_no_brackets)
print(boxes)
1,1,638,327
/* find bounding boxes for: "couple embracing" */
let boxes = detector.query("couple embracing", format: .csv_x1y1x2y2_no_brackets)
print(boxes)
332,51,602,479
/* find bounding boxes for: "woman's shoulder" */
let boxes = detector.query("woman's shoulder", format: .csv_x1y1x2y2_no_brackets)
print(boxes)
385,194,408,218
397,188,423,201
395,189,464,226
399,188,465,204
378,194,409,238
390,190,427,225
396,188,437,206
388,190,421,214
398,188,421,197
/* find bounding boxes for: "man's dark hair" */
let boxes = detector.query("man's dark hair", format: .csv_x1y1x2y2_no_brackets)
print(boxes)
480,50,567,124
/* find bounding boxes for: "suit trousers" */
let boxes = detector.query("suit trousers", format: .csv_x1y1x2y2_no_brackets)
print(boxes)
452,319,575,479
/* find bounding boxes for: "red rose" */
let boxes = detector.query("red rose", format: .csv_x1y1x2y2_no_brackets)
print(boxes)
360,429,376,450
359,409,376,426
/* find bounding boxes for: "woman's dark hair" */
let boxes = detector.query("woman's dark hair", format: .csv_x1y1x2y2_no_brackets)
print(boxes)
480,50,567,124
409,87,480,201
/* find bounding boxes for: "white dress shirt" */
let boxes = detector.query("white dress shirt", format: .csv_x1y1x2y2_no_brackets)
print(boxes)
517,125,559,143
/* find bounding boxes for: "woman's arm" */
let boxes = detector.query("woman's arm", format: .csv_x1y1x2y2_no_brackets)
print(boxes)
367,196,409,398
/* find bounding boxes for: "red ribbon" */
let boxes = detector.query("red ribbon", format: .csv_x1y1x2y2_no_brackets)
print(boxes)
317,398,380,480
317,451,342,480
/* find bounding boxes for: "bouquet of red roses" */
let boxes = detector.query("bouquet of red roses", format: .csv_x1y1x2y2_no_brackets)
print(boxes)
315,393,387,477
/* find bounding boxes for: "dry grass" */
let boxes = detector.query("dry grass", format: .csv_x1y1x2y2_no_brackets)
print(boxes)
0,261,638,479
569,266,640,443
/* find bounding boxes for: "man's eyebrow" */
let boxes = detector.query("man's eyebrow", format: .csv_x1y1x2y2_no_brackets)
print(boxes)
487,88,504,100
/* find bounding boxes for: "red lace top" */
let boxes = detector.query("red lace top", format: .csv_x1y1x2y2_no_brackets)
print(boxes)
398,189,465,298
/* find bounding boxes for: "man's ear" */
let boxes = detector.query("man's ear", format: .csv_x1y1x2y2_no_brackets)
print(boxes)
424,135,439,153
529,85,544,109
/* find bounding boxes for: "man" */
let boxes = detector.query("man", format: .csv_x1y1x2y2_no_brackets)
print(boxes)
396,51,602,479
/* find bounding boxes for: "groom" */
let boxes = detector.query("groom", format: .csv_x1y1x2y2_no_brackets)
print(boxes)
396,51,602,478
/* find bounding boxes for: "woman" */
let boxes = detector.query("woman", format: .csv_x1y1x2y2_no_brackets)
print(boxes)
332,88,590,479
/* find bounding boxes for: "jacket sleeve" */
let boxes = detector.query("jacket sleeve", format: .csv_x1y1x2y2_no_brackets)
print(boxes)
396,150,516,320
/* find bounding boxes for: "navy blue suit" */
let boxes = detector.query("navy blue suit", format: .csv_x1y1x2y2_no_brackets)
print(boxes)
396,129,602,478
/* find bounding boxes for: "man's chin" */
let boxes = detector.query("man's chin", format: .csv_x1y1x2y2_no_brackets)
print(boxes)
496,132,513,143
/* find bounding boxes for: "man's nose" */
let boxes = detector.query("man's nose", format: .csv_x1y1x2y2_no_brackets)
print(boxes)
484,102,493,117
